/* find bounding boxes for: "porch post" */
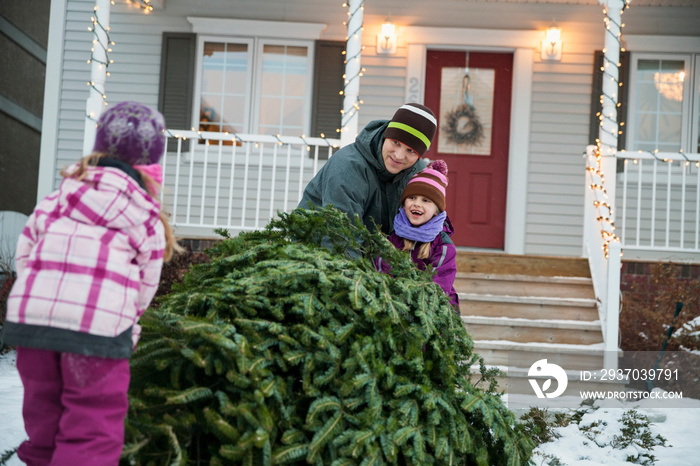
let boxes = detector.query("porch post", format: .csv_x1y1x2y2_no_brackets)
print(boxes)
340,0,364,147
597,0,625,371
83,0,112,155
604,240,622,370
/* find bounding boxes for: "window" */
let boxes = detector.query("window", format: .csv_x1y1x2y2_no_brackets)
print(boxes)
194,37,314,138
627,53,699,153
158,21,344,144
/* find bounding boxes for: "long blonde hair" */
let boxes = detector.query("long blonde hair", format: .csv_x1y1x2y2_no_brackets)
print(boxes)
61,152,183,261
402,239,431,260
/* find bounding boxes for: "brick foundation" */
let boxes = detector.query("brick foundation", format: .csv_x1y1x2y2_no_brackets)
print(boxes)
620,260,700,302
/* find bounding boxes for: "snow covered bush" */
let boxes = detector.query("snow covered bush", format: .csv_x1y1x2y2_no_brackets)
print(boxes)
529,400,667,466
120,207,534,465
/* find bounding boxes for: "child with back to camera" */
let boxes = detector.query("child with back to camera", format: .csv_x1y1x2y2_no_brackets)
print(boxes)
1,101,181,465
377,160,460,310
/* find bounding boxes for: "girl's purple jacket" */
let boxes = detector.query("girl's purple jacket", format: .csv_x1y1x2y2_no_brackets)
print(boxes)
379,217,460,309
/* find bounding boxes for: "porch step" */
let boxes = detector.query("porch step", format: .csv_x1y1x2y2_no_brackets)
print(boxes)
459,293,599,321
463,316,603,345
455,252,590,278
454,252,609,396
472,340,605,371
454,272,595,300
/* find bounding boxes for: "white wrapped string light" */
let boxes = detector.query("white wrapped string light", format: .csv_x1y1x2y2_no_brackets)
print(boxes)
339,0,365,147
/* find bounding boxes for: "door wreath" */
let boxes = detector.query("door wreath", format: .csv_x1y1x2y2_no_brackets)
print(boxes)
443,72,484,146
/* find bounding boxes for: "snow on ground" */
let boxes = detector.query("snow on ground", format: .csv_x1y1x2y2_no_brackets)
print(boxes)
0,351,24,466
514,396,700,466
1,350,699,465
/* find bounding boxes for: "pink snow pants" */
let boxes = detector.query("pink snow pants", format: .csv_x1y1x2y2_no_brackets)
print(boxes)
15,347,131,466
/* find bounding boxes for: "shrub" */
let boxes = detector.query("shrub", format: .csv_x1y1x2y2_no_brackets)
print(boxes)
121,207,534,465
619,263,700,397
152,245,210,306
620,263,700,353
0,246,16,353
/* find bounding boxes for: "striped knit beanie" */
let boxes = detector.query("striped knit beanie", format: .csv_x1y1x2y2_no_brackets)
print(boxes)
93,101,166,165
384,103,437,157
401,159,449,212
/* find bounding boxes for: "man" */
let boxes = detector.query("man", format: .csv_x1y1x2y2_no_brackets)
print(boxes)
298,103,437,235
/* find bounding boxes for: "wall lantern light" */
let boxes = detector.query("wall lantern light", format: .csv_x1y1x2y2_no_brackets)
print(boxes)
541,26,562,61
377,21,397,55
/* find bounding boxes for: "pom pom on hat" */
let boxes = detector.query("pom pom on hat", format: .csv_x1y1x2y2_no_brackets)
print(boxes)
93,101,166,165
426,159,447,176
401,159,449,212
384,103,437,157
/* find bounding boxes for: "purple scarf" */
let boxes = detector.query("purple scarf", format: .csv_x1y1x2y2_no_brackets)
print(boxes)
393,209,446,243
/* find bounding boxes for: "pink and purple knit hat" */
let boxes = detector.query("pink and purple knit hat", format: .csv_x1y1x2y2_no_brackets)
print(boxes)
401,159,449,212
92,101,166,165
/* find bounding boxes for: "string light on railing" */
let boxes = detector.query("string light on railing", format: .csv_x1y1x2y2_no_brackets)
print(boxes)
300,135,311,152
587,144,622,258
320,133,338,148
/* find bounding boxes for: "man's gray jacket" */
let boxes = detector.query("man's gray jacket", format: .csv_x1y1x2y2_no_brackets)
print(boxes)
298,119,427,234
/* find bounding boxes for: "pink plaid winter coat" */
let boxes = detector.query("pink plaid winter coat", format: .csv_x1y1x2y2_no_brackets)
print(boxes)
3,164,165,357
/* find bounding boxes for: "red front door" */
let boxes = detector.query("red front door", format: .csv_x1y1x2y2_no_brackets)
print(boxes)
424,50,513,248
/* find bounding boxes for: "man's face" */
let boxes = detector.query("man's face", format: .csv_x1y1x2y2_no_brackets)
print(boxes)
382,138,420,174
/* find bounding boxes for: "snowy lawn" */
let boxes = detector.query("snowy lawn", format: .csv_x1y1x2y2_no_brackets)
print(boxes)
1,350,699,466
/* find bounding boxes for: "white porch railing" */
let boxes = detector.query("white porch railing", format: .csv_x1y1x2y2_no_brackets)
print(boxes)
617,151,700,253
584,146,700,369
583,146,622,370
160,130,340,238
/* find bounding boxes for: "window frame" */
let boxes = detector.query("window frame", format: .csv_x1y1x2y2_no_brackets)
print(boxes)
626,52,694,153
192,35,316,138
193,36,255,136
186,17,326,141
250,38,316,136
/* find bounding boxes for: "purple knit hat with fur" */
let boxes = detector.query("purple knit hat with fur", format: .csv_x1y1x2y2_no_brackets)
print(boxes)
93,101,166,165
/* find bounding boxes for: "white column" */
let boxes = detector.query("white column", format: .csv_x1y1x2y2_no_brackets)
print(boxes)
598,0,624,158
83,0,112,156
36,0,67,201
604,240,621,371
598,0,625,371
340,0,363,147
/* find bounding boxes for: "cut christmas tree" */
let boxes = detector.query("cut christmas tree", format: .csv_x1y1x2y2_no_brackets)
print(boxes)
122,206,534,465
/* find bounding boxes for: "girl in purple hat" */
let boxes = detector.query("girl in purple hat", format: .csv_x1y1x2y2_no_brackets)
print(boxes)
2,101,180,465
377,160,459,310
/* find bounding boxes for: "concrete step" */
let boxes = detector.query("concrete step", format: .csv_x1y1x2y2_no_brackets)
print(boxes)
463,316,603,345
472,340,606,371
459,293,599,321
454,273,595,300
